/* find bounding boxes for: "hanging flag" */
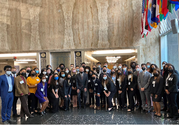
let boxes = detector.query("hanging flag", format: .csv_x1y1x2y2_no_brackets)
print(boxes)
168,0,175,13
148,0,153,30
162,0,169,16
170,0,179,10
151,0,160,28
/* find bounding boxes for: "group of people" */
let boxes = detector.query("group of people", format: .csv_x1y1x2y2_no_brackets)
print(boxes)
0,61,179,124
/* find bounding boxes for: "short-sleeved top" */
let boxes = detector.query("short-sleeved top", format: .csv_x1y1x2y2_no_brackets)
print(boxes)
27,76,41,94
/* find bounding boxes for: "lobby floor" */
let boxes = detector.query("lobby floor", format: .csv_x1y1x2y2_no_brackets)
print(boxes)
2,107,179,124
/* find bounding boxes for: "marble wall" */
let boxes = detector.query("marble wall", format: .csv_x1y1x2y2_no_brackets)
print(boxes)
0,0,160,66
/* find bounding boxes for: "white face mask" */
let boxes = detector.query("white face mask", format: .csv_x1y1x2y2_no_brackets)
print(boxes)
54,72,58,74
113,66,117,69
6,71,12,76
66,70,69,73
162,64,165,67
42,79,46,83
118,66,122,69
136,68,140,71
86,69,89,72
43,72,47,75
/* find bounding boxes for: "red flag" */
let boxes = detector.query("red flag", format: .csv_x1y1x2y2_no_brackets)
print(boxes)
162,0,169,16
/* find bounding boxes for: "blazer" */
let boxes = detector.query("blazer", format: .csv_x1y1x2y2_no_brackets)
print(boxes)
102,79,116,93
63,79,72,96
76,73,88,90
149,76,163,95
138,71,151,91
127,75,137,90
35,82,48,98
116,76,127,92
0,74,14,99
93,78,102,94
165,73,179,93
15,75,29,97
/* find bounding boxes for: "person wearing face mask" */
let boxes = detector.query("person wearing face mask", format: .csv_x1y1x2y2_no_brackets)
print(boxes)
81,62,86,69
46,68,52,82
122,64,128,76
97,62,102,70
34,68,40,77
103,62,111,74
59,63,65,72
130,62,137,73
161,61,167,76
11,67,20,117
63,74,72,111
88,71,95,108
138,63,152,113
126,69,137,112
76,67,88,109
92,65,97,74
76,65,80,74
110,68,117,107
48,74,60,113
46,65,52,70
58,71,66,110
102,74,117,112
92,74,102,110
116,69,127,109
56,67,61,75
27,70,41,115
149,64,158,75
15,68,34,119
149,69,163,117
35,75,49,116
99,67,111,83
26,67,31,78
118,64,122,70
113,64,117,71
71,68,77,107
164,65,179,120
65,68,70,75
146,62,151,72
133,64,142,110
0,65,17,124
39,68,47,80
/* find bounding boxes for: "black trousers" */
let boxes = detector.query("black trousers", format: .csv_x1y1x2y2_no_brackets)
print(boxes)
49,93,59,113
118,91,126,108
163,92,168,109
100,92,106,105
106,89,116,108
177,92,179,109
135,88,142,108
128,90,136,109
77,89,87,107
12,96,18,115
64,96,70,109
28,93,37,113
168,92,178,117
89,92,94,105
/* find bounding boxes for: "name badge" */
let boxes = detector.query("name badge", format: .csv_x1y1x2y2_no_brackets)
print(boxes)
36,79,39,81
152,81,155,87
69,83,71,86
95,83,98,86
20,80,24,84
41,88,44,92
166,82,168,87
46,76,48,78
104,87,107,90
73,80,75,83
88,80,91,83
169,78,173,81
117,79,120,82
56,82,59,85
55,89,58,92
128,82,131,85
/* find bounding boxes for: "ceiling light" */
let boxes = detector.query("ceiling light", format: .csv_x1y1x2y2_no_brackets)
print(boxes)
14,61,29,64
106,56,121,63
93,49,137,54
16,59,37,62
125,56,136,61
0,53,37,57
85,54,99,62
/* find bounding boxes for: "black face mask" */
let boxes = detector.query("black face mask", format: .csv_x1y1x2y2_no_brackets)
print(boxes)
92,77,95,80
118,72,122,75
131,65,135,69
93,68,96,70
142,67,146,71
21,72,26,77
103,69,106,72
89,73,92,76
82,66,85,68
61,67,64,70
165,67,168,71
12,71,16,74
31,73,36,76
67,77,71,80
168,69,173,73
111,71,115,74
152,67,155,70
26,70,31,73
128,71,132,74
153,73,159,77
80,71,83,74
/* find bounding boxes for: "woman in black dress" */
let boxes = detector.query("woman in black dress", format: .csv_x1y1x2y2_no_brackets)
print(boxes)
71,68,77,107
48,73,60,113
150,68,163,117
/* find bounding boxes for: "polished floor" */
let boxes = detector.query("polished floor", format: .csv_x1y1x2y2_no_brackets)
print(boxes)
0,99,179,124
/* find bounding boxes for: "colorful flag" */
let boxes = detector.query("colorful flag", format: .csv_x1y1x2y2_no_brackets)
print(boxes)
148,0,153,30
162,0,169,16
151,0,160,28
170,0,179,10
168,0,175,12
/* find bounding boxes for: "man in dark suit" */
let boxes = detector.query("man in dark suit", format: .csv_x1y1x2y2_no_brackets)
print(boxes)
76,67,88,108
0,65,16,124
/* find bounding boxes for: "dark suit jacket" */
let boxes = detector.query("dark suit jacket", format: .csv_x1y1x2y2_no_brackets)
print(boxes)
165,73,179,93
35,82,48,98
63,79,72,95
0,74,14,99
127,75,137,90
76,73,88,90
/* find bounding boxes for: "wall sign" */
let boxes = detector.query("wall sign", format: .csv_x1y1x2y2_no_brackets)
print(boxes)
75,51,82,66
40,52,46,69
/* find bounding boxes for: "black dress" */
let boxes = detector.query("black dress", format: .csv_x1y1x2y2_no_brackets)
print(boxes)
48,82,59,113
71,74,77,95
150,76,163,102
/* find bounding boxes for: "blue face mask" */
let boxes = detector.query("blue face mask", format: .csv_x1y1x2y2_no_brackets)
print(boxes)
61,74,65,77
76,69,79,72
54,77,59,80
57,69,60,72
103,77,107,80
35,70,39,74
147,65,150,68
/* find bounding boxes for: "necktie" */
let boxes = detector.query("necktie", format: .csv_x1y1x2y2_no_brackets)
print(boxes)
81,74,83,80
